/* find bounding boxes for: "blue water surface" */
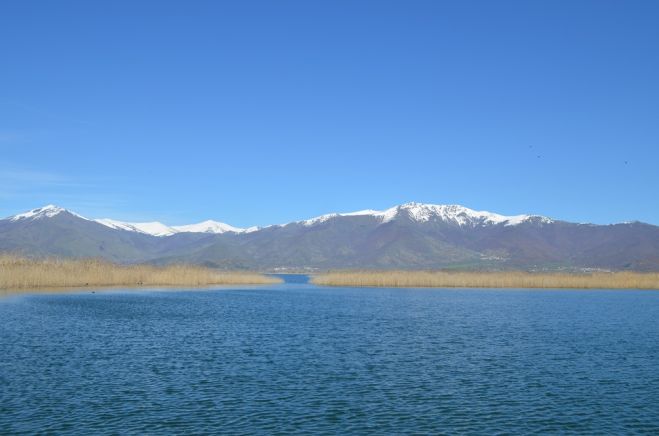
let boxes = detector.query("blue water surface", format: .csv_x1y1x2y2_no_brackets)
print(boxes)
2,278,659,434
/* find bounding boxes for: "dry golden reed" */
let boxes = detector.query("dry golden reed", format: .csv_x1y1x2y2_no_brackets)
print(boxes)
0,255,280,290
312,270,659,290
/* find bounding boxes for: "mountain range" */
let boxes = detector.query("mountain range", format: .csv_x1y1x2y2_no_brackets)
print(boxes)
1,203,659,271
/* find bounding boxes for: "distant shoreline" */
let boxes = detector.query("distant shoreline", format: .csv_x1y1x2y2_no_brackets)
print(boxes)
312,270,659,290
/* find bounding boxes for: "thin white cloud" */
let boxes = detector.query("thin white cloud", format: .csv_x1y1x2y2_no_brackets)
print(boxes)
0,165,93,203
0,131,23,143
0,164,133,219
0,167,67,184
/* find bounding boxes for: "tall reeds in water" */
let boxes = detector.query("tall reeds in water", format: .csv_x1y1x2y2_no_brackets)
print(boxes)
0,255,280,290
312,270,659,289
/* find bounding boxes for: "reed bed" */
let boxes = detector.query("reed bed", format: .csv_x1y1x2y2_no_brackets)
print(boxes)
312,270,659,290
0,255,280,290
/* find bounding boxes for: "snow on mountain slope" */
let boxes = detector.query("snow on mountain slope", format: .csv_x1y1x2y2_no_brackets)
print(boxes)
299,202,553,227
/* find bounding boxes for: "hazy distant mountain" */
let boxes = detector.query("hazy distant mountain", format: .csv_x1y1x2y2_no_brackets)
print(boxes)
2,203,659,271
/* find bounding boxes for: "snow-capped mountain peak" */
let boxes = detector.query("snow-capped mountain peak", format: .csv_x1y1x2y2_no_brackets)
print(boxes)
94,218,246,236
298,202,553,227
300,213,339,226
391,202,531,226
299,209,383,226
94,219,178,237
3,206,246,237
8,205,88,222
172,220,244,234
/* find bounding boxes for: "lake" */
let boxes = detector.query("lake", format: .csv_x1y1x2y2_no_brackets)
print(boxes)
2,276,659,434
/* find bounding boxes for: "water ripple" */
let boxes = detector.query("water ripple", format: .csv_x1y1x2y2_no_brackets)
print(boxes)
2,286,659,433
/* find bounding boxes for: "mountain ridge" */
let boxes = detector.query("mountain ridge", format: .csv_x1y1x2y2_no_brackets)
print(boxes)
2,203,658,271
5,202,562,237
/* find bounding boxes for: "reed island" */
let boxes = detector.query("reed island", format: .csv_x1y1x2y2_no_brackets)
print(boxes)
0,255,280,291
312,270,659,290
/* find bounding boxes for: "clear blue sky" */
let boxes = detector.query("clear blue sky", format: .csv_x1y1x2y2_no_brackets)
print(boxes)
1,1,658,226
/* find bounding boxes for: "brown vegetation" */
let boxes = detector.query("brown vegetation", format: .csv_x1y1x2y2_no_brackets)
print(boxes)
0,255,280,290
312,270,659,289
